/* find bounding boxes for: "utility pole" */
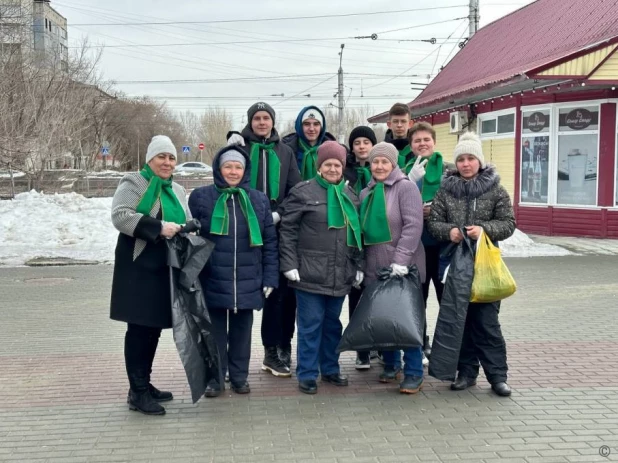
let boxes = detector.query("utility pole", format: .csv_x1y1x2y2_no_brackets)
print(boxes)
337,44,345,144
469,0,480,38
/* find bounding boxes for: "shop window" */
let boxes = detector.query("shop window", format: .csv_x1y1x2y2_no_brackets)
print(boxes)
556,106,599,206
481,119,496,135
521,110,550,204
480,113,515,137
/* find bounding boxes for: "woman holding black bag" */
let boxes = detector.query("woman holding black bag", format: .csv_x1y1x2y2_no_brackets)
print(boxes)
360,142,426,394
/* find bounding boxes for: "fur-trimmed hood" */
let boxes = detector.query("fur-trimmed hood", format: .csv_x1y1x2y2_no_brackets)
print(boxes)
440,165,500,199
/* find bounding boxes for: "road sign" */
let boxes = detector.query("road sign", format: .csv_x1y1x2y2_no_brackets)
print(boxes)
101,147,110,156
182,146,190,154
198,143,205,151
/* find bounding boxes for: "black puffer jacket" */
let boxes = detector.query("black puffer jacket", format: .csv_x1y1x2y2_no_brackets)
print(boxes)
279,178,363,297
428,165,516,243
235,126,302,214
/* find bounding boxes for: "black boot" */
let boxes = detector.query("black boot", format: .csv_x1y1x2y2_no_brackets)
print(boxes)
423,335,432,359
277,344,292,369
126,384,173,404
128,372,166,416
262,347,291,377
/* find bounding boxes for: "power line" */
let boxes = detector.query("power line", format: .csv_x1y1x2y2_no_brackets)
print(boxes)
66,5,468,26
111,74,430,85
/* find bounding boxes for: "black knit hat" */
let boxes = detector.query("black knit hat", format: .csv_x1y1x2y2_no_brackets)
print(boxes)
348,126,377,149
247,102,276,124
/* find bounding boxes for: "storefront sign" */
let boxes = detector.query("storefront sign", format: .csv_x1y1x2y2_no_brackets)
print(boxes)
564,108,593,130
527,112,547,132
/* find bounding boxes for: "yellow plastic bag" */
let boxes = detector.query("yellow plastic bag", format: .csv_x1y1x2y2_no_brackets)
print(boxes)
470,231,516,303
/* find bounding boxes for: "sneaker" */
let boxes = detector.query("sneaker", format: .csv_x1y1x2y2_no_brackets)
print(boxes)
378,366,401,383
355,353,371,370
399,375,423,394
262,347,292,377
422,352,429,367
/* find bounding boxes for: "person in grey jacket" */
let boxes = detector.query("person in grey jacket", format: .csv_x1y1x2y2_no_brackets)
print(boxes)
279,141,363,395
428,131,516,397
359,142,426,394
110,135,191,416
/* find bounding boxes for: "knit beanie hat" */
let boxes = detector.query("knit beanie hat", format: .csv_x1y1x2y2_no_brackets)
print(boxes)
300,108,324,127
368,142,399,168
348,126,377,148
247,102,276,124
453,131,486,168
317,141,347,168
219,150,246,169
145,135,177,164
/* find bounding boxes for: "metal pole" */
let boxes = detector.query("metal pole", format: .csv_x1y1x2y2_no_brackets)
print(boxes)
337,43,345,144
469,0,479,38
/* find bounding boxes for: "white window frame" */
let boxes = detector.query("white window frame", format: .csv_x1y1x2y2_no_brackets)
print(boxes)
478,108,516,140
614,104,618,208
520,100,608,208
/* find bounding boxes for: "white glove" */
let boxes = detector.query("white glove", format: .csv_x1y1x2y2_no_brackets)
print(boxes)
390,263,409,277
353,270,364,288
227,133,245,147
272,212,281,225
263,287,273,298
284,269,300,282
408,157,428,183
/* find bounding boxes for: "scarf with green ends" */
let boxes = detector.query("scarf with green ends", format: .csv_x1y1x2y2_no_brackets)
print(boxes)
210,187,263,247
360,182,392,246
299,138,319,180
136,164,186,224
397,145,412,170
403,151,444,202
250,142,280,201
354,165,371,195
315,175,362,250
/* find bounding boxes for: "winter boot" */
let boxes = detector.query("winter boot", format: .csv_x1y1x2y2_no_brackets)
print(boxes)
262,347,291,377
277,344,292,369
128,389,166,415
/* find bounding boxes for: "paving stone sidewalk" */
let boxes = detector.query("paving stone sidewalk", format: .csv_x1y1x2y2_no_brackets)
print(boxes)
0,255,617,463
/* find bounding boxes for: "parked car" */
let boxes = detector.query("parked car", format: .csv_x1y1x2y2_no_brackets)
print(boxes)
174,162,213,174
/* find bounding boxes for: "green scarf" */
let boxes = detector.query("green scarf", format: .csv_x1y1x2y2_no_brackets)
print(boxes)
403,151,444,202
315,175,362,250
210,187,263,247
354,165,371,195
397,145,412,171
360,182,392,246
299,138,318,180
136,164,186,224
250,142,281,201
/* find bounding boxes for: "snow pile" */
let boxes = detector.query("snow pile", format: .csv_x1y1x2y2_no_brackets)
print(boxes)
0,191,571,266
0,191,116,266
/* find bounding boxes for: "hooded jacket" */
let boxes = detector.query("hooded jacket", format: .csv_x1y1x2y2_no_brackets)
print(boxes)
188,146,279,311
282,105,336,171
427,165,516,243
236,125,302,214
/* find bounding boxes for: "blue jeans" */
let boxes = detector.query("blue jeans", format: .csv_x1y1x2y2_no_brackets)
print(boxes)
295,289,345,381
382,347,424,377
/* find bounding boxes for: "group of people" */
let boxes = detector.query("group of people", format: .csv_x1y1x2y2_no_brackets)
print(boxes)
110,101,516,416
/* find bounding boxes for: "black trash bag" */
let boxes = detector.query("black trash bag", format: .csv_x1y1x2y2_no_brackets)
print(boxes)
428,234,475,381
337,266,425,353
167,219,221,404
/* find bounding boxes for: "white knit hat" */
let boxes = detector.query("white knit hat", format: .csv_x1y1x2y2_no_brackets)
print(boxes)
301,108,324,126
453,131,485,168
145,135,177,164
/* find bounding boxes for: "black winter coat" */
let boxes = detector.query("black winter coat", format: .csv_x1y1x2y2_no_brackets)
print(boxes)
188,146,279,311
237,126,302,214
427,165,516,243
279,178,362,297
343,152,371,194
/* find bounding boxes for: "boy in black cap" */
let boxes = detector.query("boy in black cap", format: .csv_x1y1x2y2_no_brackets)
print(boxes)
228,101,302,378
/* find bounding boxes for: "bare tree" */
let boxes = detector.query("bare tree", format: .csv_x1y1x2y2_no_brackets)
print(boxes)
196,107,234,165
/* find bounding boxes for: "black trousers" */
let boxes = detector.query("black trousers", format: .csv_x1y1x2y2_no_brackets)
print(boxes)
422,244,445,346
124,323,162,392
209,308,254,387
457,301,508,384
261,274,297,349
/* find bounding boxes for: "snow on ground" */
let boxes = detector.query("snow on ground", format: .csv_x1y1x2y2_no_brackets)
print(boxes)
0,191,571,267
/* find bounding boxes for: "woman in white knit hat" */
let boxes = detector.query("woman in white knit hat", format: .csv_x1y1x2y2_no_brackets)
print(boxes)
428,131,516,397
110,135,191,415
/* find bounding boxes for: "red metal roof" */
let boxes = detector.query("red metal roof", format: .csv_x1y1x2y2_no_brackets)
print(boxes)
407,0,618,111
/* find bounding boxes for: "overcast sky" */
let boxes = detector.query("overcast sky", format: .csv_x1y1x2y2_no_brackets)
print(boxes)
53,0,535,130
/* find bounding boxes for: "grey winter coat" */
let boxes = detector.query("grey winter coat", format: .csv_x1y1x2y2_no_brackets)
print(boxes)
279,178,363,297
427,165,516,243
360,168,426,285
